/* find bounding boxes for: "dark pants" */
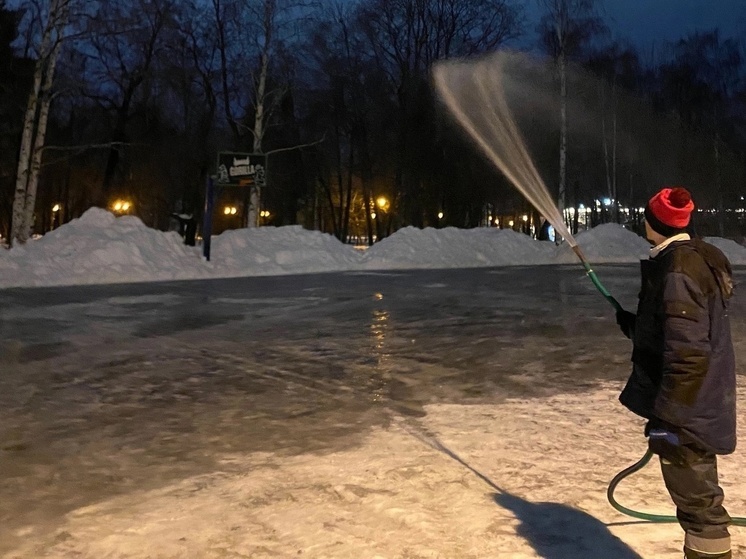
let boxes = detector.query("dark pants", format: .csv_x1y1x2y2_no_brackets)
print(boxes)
657,443,731,559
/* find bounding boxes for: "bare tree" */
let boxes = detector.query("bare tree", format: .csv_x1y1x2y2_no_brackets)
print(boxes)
11,0,73,245
586,45,641,222
211,0,314,227
79,0,176,204
356,0,522,226
537,0,605,215
658,31,742,236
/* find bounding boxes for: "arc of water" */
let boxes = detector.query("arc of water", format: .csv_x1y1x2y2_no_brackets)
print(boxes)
432,53,575,247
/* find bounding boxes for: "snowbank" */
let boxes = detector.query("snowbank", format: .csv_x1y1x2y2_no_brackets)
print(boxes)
704,237,746,266
210,225,361,277
0,208,743,289
361,226,557,269
554,223,651,264
0,209,213,288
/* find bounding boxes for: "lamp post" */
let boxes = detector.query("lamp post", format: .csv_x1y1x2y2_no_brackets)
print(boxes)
374,196,390,239
51,203,61,230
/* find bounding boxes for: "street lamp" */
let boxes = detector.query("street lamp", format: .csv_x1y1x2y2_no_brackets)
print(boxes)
112,200,133,213
437,211,444,220
224,206,238,215
376,196,389,211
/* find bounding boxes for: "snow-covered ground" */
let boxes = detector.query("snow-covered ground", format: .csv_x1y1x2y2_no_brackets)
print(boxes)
0,266,745,558
1,208,744,289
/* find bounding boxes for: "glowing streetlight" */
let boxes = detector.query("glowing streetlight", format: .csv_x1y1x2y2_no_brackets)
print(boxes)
376,196,389,211
111,199,133,213
522,214,528,222
223,206,238,215
509,219,514,227
437,211,444,219
52,204,61,213
371,212,377,219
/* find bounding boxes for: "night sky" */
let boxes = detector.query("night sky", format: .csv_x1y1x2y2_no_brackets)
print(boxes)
523,0,745,55
601,0,745,50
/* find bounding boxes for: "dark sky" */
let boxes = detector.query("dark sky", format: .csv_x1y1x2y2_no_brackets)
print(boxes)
524,0,746,58
600,0,745,51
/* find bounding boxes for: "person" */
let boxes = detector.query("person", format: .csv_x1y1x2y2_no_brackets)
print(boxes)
616,186,737,559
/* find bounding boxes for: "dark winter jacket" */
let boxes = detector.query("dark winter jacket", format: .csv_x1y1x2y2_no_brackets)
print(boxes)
619,238,737,455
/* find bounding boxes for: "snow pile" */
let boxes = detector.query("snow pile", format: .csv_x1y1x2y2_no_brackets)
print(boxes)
362,226,557,269
0,208,743,289
554,223,651,264
704,237,746,265
0,208,213,287
209,225,361,277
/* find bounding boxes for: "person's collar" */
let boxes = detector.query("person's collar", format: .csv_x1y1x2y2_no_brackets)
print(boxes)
649,232,691,258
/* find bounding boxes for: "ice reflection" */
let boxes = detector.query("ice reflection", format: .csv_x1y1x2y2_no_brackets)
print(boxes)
369,302,391,402
370,309,389,352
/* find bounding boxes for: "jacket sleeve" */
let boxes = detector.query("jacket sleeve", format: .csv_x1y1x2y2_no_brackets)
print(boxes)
653,271,711,427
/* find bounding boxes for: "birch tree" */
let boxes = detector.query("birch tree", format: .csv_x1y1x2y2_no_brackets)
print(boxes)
11,0,72,245
212,0,312,227
587,45,640,222
537,0,605,216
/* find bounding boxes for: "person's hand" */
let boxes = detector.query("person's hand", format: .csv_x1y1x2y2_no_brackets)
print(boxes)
648,427,685,466
615,309,636,339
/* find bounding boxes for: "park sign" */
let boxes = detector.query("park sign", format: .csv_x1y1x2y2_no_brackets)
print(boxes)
216,152,267,187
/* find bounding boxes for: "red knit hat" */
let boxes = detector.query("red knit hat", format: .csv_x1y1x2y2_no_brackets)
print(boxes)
645,187,695,234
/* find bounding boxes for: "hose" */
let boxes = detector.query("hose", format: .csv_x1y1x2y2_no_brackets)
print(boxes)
607,449,746,526
571,244,623,312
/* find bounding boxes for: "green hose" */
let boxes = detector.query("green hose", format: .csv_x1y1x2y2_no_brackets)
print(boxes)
606,448,673,522
608,449,746,526
572,244,623,312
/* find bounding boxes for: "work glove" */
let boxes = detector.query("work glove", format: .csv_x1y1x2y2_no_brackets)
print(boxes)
647,423,685,466
615,309,636,339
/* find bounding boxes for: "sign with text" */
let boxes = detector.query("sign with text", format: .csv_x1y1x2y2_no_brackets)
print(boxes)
216,152,267,187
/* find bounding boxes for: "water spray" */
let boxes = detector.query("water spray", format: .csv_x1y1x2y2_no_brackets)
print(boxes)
432,51,746,526
432,52,621,312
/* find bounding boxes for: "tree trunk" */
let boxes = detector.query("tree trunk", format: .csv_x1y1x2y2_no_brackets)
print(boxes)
11,82,41,244
558,48,567,217
601,83,612,201
248,0,273,229
714,133,724,237
11,0,68,246
342,145,353,243
22,39,62,236
611,80,618,222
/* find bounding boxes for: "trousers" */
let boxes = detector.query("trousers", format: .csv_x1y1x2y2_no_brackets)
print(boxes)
657,442,731,559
